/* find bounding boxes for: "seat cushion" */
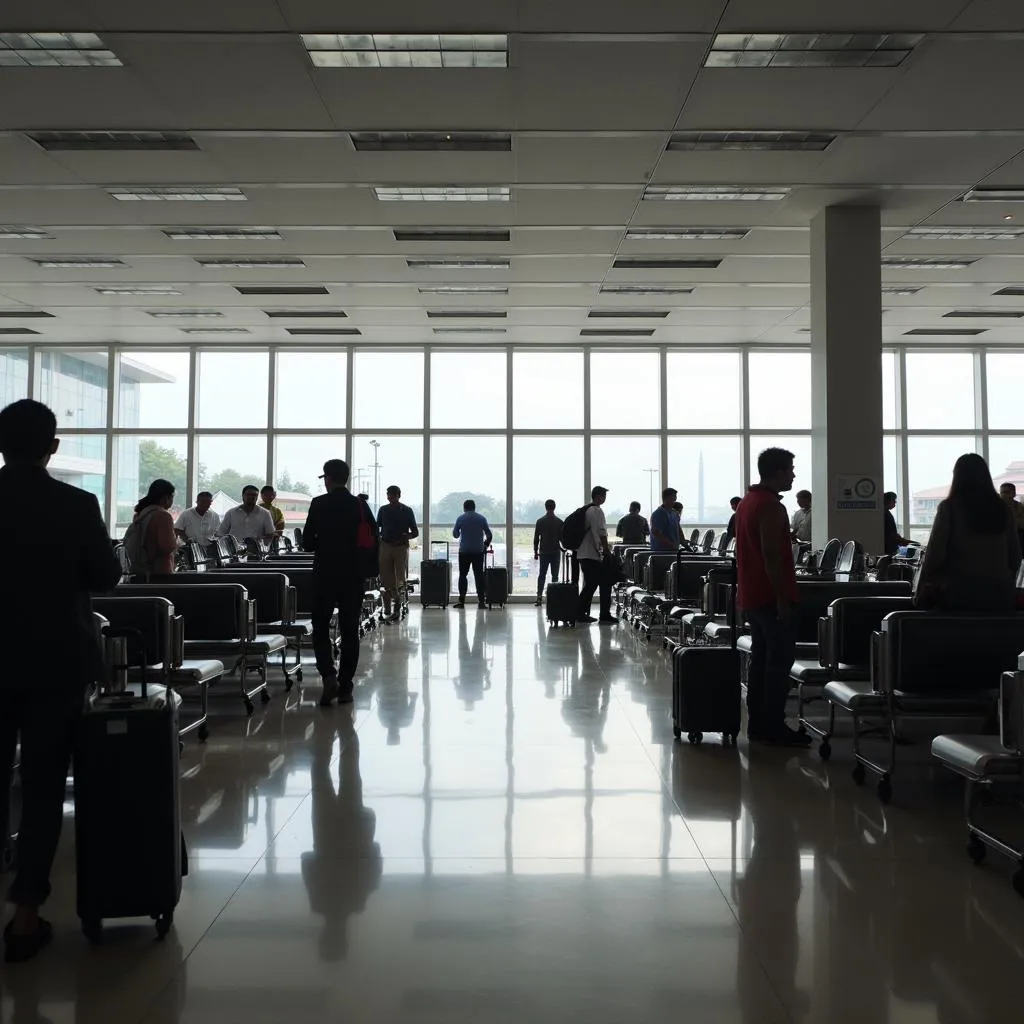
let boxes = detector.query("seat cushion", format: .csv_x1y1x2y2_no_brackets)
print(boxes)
249,633,287,655
170,659,224,684
736,634,753,655
790,659,830,685
932,734,1024,778
824,679,885,712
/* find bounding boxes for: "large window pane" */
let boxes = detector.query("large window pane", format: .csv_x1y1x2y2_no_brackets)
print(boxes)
196,352,268,429
37,350,109,429
353,351,423,429
430,436,506,524
50,434,106,511
426,528,506,591
986,353,1024,430
115,435,187,536
353,434,424,523
274,436,343,532
907,436,978,534
589,435,660,522
882,350,898,430
748,352,810,429
986,437,1024,495
667,436,742,525
666,353,741,429
120,350,190,428
195,436,268,512
430,351,506,429
275,351,346,428
748,436,812,519
590,352,660,429
905,352,975,429
513,350,583,429
0,349,29,406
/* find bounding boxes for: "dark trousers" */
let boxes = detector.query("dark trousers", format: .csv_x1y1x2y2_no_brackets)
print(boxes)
537,551,561,595
578,558,611,618
311,574,366,683
458,552,486,602
744,605,797,733
0,685,80,907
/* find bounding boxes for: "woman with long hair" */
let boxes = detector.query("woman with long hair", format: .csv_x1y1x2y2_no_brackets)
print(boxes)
128,478,178,576
915,453,1021,611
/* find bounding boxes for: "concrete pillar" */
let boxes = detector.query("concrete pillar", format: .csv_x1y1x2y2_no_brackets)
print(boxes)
810,206,884,552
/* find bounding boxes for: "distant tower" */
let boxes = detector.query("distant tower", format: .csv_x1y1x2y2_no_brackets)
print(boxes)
697,450,706,522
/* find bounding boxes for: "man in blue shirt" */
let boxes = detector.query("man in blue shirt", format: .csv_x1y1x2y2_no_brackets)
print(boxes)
452,499,493,609
650,487,681,552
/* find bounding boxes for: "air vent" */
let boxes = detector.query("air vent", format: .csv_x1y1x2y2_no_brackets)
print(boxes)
285,327,361,336
197,257,304,269
0,310,53,318
961,188,1024,203
587,310,669,319
235,285,329,296
579,328,656,337
31,257,125,268
994,286,1024,297
408,258,509,270
903,328,988,336
26,130,198,152
882,257,977,270
264,309,347,318
668,131,835,152
0,327,40,335
426,310,507,319
944,310,1024,319
612,257,721,270
432,327,506,335
352,132,511,152
394,229,510,243
600,285,694,295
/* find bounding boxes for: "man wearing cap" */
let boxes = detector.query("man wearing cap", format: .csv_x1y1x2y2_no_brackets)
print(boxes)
577,485,616,624
302,459,380,707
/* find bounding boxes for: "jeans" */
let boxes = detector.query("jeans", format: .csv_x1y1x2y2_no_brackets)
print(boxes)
578,558,611,619
0,685,81,908
311,574,366,683
458,552,486,602
536,551,561,595
744,605,797,734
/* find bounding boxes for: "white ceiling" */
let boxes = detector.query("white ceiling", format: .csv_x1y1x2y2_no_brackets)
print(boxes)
3,0,1024,346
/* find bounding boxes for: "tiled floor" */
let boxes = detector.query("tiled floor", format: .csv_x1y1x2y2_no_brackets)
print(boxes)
3,606,1024,1023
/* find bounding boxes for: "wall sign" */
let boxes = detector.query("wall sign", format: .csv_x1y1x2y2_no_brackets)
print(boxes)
835,474,879,511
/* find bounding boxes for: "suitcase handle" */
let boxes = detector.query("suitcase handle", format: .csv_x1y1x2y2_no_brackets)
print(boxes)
99,625,148,698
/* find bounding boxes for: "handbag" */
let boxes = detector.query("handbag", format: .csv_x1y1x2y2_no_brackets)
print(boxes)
356,499,375,550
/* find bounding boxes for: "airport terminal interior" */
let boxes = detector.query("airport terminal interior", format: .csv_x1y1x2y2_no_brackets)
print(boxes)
4,1,1024,1021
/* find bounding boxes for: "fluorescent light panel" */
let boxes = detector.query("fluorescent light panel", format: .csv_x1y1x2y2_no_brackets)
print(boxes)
95,286,182,296
944,310,1024,318
994,286,1024,296
626,228,748,240
0,226,52,239
180,327,251,335
600,285,694,295
285,327,361,335
394,229,510,242
264,309,347,318
907,226,1024,240
580,328,656,337
29,131,197,151
961,188,1024,203
196,257,304,269
302,33,507,68
418,285,508,294
109,186,246,202
32,257,124,268
0,310,53,317
613,257,721,269
432,327,506,334
668,131,835,151
408,258,509,269
882,257,977,270
352,131,510,151
904,328,987,336
706,32,923,68
0,327,40,335
147,310,223,319
0,32,121,67
375,186,509,202
164,227,279,240
588,310,669,319
235,285,328,295
426,310,507,319
644,185,789,201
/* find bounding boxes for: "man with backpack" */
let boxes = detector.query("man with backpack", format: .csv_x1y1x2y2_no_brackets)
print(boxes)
564,486,616,625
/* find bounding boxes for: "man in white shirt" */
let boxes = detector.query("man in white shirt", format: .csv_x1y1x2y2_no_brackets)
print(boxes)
790,490,812,544
218,484,276,544
577,485,616,624
174,490,221,545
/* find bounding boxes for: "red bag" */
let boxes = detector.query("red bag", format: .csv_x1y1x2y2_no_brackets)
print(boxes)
356,499,376,550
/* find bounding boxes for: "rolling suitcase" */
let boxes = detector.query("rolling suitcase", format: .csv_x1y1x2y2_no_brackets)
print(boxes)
74,630,186,942
484,549,509,609
420,541,452,608
546,551,578,628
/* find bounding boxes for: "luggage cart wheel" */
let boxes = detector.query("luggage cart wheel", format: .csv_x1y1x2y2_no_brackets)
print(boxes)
198,723,209,743
155,912,173,940
877,777,892,803
672,724,681,740
244,699,255,717
851,763,866,786
687,731,703,745
818,740,832,761
82,919,102,944
1013,868,1024,898
260,689,271,705
966,835,987,865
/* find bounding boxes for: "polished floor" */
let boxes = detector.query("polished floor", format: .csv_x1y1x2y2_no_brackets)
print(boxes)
3,606,1024,1023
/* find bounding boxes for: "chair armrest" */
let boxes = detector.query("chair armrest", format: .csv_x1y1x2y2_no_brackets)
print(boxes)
246,598,257,641
817,616,830,669
170,614,185,669
870,631,884,692
286,585,297,625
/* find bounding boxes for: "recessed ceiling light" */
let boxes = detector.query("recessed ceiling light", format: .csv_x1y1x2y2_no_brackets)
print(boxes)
285,327,362,336
579,328,656,337
943,309,1024,318
0,31,121,66
705,32,923,68
196,257,305,269
431,326,507,334
643,185,789,202
961,188,1024,203
302,33,507,68
0,226,52,239
613,257,721,270
626,228,749,240
418,285,509,294
351,131,511,151
29,131,197,152
408,258,510,270
426,309,507,319
0,327,41,335
235,285,329,296
109,186,246,202
882,257,977,270
180,327,251,335
881,285,924,295
0,309,54,318
904,328,988,336
600,285,694,295
95,285,183,296
394,229,510,243
32,257,125,269
587,310,669,319
164,227,280,240
375,186,510,202
146,310,224,319
906,226,1024,240
667,131,835,152
264,309,348,318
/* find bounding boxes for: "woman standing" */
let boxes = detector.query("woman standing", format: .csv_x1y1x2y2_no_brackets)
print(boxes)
915,453,1022,612
127,478,178,577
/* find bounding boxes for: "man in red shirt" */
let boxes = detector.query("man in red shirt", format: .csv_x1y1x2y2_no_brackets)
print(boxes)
735,447,810,747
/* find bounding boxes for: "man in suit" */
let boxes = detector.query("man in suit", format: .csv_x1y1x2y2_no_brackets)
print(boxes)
0,399,122,963
302,459,380,707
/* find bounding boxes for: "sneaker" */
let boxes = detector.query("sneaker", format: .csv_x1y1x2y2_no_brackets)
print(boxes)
454,602,465,609
337,681,354,705
534,598,543,607
578,615,597,624
3,918,53,964
319,674,339,707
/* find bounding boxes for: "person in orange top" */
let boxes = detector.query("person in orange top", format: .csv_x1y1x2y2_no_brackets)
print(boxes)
130,479,178,576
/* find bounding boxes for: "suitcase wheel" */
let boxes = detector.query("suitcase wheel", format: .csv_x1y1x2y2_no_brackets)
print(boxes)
82,918,103,944
687,731,703,745
155,911,173,940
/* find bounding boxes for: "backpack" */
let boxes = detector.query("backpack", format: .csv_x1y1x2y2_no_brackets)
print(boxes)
122,505,159,574
560,503,594,552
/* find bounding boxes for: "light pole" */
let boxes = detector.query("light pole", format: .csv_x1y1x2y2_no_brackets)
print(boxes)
369,440,381,510
643,468,659,514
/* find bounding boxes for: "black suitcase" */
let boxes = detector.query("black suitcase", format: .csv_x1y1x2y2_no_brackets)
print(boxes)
420,541,452,608
74,637,185,942
546,552,578,628
484,549,509,608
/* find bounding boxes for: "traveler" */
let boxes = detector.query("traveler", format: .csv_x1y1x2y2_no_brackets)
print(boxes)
999,481,1024,551
790,490,812,544
916,453,1021,613
174,490,221,545
302,459,380,707
452,500,492,609
533,499,563,606
736,447,810,747
577,486,616,624
882,492,909,556
616,502,650,545
0,399,121,962
377,485,419,622
259,485,285,535
127,479,178,576
725,496,742,543
650,488,681,552
219,485,276,544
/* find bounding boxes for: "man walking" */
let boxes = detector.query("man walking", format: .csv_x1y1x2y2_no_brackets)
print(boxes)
377,485,419,622
577,486,616,625
533,499,563,606
735,447,809,747
0,399,122,961
615,502,649,546
453,499,492,609
650,488,681,552
302,459,379,707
